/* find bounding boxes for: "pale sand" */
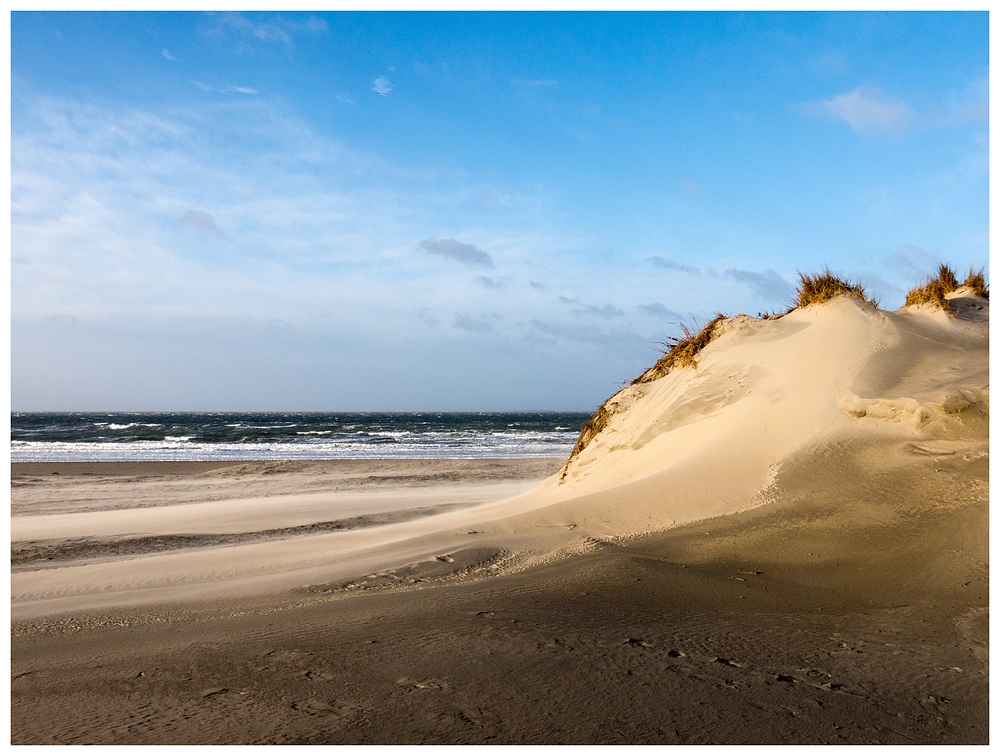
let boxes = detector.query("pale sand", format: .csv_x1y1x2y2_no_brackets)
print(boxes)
10,292,988,743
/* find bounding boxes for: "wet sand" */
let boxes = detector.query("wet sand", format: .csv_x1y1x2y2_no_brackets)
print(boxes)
10,453,988,744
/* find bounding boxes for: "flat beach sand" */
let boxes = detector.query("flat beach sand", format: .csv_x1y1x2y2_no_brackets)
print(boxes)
11,292,989,744
11,453,987,744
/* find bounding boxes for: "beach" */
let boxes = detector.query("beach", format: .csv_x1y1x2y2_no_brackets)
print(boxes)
11,290,989,744
11,449,988,744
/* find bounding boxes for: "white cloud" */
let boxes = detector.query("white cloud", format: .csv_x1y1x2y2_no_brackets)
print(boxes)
819,87,916,135
193,81,258,95
373,77,392,96
162,49,175,61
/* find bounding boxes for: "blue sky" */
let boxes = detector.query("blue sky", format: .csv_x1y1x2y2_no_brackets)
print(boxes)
11,11,989,411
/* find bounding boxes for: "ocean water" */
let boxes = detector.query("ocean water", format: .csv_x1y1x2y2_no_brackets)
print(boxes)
10,412,591,462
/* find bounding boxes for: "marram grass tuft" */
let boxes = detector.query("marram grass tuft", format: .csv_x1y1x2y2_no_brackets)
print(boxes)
632,314,729,386
793,269,876,310
905,265,988,311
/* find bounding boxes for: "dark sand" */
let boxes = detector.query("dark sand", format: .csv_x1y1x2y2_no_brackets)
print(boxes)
11,453,988,744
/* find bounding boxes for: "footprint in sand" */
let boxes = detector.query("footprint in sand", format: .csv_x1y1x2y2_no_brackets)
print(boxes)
624,637,653,648
396,676,449,692
304,670,335,682
712,656,742,668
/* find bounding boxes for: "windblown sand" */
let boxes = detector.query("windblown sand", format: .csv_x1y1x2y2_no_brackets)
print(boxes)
11,292,988,744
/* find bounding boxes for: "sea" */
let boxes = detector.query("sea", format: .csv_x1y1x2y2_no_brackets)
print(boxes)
10,412,591,463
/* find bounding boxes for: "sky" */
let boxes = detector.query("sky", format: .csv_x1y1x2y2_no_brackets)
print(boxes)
10,10,990,411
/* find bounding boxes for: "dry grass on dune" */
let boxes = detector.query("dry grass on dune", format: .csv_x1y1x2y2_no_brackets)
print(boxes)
632,314,729,386
564,401,618,470
904,264,989,311
793,269,877,310
964,268,989,298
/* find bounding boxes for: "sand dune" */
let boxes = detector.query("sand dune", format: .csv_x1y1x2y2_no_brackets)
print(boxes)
486,288,987,536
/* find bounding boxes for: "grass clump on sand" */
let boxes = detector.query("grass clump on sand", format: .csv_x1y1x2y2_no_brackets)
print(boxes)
565,401,618,469
963,268,989,299
904,265,989,310
632,314,728,385
793,269,877,310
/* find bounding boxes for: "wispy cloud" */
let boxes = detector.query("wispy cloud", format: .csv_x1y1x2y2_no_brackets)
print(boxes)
193,81,258,95
724,268,793,301
203,12,328,47
453,312,501,333
815,87,916,135
174,210,222,236
373,77,392,96
530,319,643,348
162,49,175,61
475,276,506,289
580,303,624,319
420,238,494,268
638,302,683,319
647,256,699,274
886,244,939,277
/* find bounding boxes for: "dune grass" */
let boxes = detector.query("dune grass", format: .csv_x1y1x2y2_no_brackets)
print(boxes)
905,264,989,310
964,268,989,299
633,314,729,386
564,400,617,470
793,269,877,310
